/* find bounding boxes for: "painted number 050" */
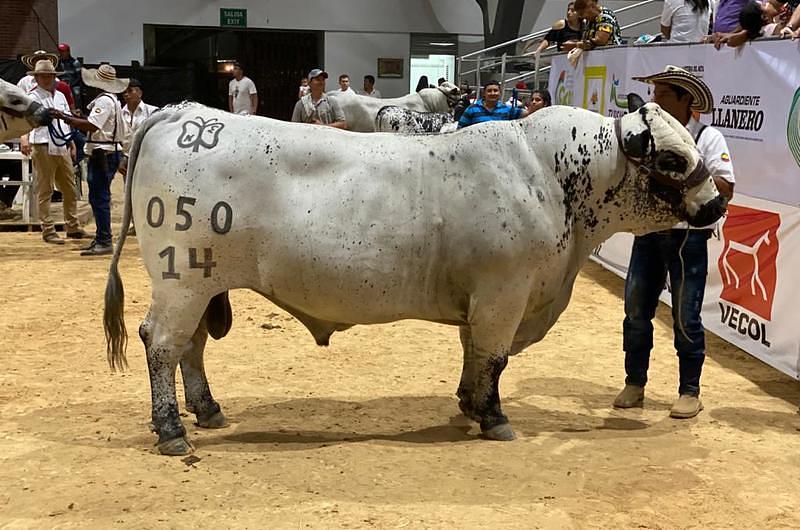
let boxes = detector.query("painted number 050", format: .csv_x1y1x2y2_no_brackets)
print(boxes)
146,195,233,234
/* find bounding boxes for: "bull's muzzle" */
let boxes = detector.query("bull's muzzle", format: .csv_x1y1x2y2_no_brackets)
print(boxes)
26,101,53,127
687,194,728,227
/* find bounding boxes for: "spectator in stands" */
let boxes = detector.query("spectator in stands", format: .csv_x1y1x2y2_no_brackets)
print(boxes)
415,76,432,92
228,62,258,115
661,0,712,42
453,82,473,121
779,0,800,37
527,2,584,54
363,75,382,98
291,69,347,129
573,0,623,49
337,74,356,94
56,65,129,256
528,89,552,113
712,0,749,33
57,43,82,110
457,80,532,129
298,77,310,99
707,0,789,46
17,50,59,93
613,66,735,420
18,60,86,245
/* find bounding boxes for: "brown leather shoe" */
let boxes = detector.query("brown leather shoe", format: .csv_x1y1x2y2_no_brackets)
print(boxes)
43,232,65,245
670,395,704,419
66,228,91,239
613,384,645,408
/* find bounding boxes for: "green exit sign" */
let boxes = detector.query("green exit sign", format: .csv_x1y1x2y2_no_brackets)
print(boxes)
220,8,247,28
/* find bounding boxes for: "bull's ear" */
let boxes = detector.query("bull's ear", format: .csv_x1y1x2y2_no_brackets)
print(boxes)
627,93,645,113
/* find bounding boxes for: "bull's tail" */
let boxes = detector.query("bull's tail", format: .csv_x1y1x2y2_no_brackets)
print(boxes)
104,110,173,371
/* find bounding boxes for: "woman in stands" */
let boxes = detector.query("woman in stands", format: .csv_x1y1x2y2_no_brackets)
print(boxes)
527,2,584,54
660,0,712,42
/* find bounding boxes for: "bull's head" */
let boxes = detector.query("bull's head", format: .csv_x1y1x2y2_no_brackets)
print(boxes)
0,79,52,123
617,101,727,228
435,81,462,109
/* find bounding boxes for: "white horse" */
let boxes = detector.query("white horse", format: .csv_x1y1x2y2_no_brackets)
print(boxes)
0,77,53,141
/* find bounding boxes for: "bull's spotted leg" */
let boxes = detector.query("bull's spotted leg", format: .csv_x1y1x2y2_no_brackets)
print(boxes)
458,295,526,441
180,318,228,429
144,296,208,456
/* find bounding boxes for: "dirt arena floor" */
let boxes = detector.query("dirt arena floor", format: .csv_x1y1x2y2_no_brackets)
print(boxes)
2,193,800,528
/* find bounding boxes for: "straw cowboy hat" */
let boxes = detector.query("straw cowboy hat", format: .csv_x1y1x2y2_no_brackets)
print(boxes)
632,65,714,114
21,50,59,70
81,64,129,94
27,60,64,76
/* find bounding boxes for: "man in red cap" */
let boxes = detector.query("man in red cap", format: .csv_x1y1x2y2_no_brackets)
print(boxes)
57,43,82,110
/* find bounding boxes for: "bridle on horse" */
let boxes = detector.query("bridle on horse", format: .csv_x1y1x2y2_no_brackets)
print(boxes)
614,116,710,194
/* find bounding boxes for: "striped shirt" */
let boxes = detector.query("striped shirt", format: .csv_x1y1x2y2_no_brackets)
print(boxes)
457,99,523,128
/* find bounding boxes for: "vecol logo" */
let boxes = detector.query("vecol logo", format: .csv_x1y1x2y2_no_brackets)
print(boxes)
717,205,780,346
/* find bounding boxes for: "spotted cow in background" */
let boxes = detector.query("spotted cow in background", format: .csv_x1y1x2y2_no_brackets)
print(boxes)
374,105,457,134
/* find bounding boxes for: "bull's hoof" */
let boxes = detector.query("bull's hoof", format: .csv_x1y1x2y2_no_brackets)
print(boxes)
481,423,516,441
196,411,229,429
157,436,195,456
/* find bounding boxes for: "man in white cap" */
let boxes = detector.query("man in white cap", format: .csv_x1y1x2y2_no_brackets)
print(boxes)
290,68,347,129
55,64,129,256
19,60,87,244
17,50,60,93
613,66,735,419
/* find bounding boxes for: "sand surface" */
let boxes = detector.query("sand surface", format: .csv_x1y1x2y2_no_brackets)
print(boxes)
1,201,799,529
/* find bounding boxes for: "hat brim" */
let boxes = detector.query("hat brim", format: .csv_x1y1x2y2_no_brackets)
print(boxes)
632,71,714,114
27,69,65,76
81,68,130,94
21,52,59,71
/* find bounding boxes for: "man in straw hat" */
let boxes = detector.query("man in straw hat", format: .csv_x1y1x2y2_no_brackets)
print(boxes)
613,66,735,419
54,64,129,256
17,50,60,93
19,59,88,244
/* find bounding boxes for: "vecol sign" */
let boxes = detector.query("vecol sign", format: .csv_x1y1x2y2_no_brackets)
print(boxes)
220,8,247,28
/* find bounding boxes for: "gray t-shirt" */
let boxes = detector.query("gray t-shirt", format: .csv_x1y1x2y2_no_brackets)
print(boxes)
291,93,345,125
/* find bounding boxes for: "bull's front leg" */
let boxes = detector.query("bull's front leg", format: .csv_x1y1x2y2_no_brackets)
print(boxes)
456,294,526,441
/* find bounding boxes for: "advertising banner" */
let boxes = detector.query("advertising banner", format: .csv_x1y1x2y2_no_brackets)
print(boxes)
549,42,800,379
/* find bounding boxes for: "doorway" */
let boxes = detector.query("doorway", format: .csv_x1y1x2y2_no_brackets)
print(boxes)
144,25,323,120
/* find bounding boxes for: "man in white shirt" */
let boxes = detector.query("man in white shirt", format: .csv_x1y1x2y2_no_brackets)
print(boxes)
122,78,158,142
56,64,129,256
228,63,258,115
337,74,356,94
19,60,86,244
16,50,60,93
613,66,735,419
362,75,382,98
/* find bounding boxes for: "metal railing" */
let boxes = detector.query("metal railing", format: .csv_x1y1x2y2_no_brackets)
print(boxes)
457,0,660,92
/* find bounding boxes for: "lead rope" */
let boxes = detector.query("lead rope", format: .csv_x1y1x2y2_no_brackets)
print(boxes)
47,119,78,147
676,228,692,343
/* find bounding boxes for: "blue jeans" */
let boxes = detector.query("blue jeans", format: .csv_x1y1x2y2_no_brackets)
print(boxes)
622,229,711,396
87,149,120,246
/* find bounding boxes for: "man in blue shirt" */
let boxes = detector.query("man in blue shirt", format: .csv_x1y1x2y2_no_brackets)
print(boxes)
457,80,531,128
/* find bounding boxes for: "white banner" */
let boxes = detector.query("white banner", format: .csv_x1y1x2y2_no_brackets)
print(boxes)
550,42,800,379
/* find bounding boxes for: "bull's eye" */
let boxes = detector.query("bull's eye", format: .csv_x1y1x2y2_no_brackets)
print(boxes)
10,98,22,106
655,150,688,174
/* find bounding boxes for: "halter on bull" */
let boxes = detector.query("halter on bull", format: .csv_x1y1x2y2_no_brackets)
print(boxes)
104,100,725,455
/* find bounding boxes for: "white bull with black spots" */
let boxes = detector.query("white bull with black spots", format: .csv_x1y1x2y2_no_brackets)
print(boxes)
104,101,726,455
0,78,53,141
375,105,457,134
328,82,460,132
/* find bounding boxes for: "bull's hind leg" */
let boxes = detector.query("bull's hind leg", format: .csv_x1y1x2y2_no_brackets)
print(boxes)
141,294,208,456
180,315,228,429
457,295,526,441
